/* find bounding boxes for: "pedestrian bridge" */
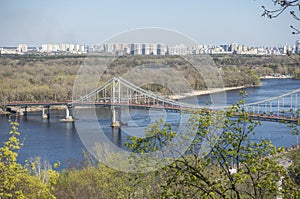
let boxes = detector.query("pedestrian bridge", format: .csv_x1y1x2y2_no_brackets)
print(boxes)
6,77,300,124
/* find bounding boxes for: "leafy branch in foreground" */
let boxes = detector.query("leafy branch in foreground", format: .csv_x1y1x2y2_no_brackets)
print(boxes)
127,95,300,198
0,121,59,199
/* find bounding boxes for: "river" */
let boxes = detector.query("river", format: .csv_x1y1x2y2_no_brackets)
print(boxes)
0,78,299,169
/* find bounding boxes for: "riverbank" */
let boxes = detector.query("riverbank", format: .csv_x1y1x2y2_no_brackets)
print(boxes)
260,75,293,79
169,86,246,100
169,76,294,100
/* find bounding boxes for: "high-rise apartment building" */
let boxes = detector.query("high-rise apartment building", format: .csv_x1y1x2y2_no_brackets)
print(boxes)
18,44,28,53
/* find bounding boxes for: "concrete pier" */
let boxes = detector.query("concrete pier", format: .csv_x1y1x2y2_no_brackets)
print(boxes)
42,106,50,119
60,106,74,122
24,107,28,116
18,108,24,116
111,105,120,127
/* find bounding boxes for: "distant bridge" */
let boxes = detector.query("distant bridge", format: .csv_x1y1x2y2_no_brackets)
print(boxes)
6,77,300,125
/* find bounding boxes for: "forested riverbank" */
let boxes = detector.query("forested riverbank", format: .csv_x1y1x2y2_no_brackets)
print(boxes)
0,54,298,106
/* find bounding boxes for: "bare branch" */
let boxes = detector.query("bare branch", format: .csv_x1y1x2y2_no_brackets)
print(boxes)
262,0,300,18
291,25,300,34
291,10,300,20
261,5,289,18
262,0,300,35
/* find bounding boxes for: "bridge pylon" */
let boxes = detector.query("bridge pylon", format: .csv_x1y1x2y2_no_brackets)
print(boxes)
110,78,120,127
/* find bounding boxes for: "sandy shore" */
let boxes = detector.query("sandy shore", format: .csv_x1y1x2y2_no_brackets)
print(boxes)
169,86,245,100
260,75,292,79
169,76,294,100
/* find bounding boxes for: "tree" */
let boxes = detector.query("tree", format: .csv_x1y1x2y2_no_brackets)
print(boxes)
0,121,59,198
54,161,140,198
126,95,300,198
287,148,300,186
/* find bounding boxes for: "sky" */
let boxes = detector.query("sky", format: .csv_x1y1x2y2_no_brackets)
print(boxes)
0,0,299,47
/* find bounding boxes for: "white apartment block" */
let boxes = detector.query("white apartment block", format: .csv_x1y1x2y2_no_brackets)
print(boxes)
40,44,86,53
18,44,28,53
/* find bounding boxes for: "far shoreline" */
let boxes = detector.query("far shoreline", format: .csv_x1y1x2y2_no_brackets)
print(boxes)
260,75,293,79
169,86,247,100
1,77,296,107
169,77,294,100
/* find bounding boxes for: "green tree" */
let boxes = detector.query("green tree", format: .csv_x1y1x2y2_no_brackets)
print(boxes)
293,67,300,79
54,164,134,199
287,148,300,186
286,123,300,188
126,96,300,198
0,121,59,198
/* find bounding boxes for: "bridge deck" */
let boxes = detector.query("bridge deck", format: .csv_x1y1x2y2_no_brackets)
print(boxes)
6,101,71,107
248,114,300,123
7,101,300,123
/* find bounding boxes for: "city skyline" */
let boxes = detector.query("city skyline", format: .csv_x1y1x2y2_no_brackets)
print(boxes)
1,41,298,56
0,0,299,46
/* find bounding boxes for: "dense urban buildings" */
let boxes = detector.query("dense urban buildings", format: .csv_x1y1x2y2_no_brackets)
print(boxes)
0,41,300,56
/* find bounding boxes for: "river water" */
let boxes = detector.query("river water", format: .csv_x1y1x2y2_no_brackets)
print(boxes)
0,78,300,169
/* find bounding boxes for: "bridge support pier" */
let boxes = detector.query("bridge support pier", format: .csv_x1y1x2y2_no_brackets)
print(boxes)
23,106,28,117
18,109,23,116
111,105,120,128
42,106,50,119
60,106,74,122
42,107,46,119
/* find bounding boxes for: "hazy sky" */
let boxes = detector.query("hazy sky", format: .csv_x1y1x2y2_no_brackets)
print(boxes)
0,0,298,46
